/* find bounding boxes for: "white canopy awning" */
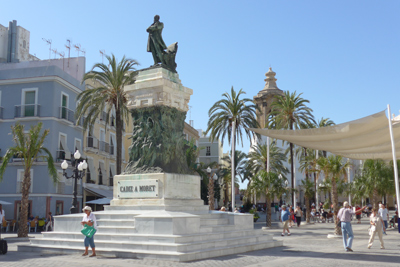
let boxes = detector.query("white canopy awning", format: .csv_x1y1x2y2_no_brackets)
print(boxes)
249,110,400,160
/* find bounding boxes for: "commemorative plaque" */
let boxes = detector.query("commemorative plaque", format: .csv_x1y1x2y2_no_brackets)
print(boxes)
117,179,159,198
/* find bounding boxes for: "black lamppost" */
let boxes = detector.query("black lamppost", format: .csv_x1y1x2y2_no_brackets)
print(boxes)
61,150,87,214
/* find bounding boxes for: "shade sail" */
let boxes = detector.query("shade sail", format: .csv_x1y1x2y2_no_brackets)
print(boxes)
249,110,400,160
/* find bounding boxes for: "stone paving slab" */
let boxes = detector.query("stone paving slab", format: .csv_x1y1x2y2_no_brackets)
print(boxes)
1,216,400,266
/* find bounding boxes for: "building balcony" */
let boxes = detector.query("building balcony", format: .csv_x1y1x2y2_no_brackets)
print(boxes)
59,106,75,124
87,137,99,149
55,150,72,162
109,145,114,155
15,104,41,118
99,141,110,153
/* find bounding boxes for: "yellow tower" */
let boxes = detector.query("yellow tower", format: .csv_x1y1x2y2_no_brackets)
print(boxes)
253,68,284,129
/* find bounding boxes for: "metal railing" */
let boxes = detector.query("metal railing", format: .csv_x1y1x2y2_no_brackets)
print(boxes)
59,106,75,124
55,150,73,162
15,104,41,118
109,145,114,155
99,141,110,153
87,137,99,149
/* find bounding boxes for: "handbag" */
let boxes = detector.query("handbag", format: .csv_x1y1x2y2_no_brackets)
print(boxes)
337,221,341,228
81,225,97,238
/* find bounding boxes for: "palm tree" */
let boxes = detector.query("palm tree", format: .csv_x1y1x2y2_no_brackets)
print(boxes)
0,123,57,237
317,118,335,158
206,87,259,209
248,141,289,176
220,150,247,207
300,178,315,223
317,155,350,235
270,91,315,207
76,54,139,174
250,171,288,227
360,159,392,209
299,148,318,222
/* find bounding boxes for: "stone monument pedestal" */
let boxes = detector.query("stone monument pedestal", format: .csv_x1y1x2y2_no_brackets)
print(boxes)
18,172,283,261
18,67,282,261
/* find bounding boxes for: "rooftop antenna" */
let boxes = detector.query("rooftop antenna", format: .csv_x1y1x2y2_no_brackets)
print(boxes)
65,39,71,67
58,51,65,70
42,38,52,60
81,48,86,57
52,48,58,59
99,50,106,64
74,43,81,57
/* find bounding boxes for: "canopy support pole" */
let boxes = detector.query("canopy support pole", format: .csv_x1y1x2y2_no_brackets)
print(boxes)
231,120,236,212
387,105,400,214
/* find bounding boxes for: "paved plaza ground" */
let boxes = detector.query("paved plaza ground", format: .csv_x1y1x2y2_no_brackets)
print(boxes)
1,214,400,267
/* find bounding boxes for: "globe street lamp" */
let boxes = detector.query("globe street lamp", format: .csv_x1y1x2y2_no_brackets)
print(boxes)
61,150,87,214
207,167,218,210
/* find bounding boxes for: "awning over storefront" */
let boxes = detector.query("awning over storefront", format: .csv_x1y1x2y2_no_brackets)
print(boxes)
84,184,113,198
249,110,400,160
86,197,111,205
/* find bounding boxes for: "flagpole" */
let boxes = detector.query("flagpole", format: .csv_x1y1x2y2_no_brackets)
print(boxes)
387,105,400,224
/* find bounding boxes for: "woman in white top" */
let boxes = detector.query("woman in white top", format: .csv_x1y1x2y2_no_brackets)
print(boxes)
81,206,97,257
295,206,303,227
368,208,385,249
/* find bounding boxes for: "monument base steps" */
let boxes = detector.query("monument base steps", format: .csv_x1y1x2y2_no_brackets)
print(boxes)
19,209,282,261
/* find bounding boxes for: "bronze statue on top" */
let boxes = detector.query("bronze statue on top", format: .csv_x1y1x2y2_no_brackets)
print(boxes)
146,15,178,73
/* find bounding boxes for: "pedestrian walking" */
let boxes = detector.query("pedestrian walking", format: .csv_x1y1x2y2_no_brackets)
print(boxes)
337,201,367,252
289,207,294,227
45,212,54,231
281,205,291,236
295,206,303,227
368,208,385,249
81,206,97,257
378,204,389,234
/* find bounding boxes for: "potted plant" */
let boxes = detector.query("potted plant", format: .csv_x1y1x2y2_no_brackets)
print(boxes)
249,208,260,222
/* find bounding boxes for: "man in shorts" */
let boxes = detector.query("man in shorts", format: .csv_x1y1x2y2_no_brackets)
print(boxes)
281,205,291,236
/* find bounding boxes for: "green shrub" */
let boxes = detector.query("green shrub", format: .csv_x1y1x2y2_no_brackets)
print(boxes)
249,208,260,219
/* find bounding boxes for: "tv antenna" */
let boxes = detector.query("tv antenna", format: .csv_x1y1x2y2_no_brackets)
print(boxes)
51,48,58,59
81,48,86,57
58,51,65,70
42,38,52,59
99,50,106,64
65,39,71,67
74,43,81,57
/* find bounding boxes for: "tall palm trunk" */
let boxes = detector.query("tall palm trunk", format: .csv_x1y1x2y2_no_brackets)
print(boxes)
305,195,310,223
266,197,272,227
331,178,341,235
372,188,379,209
116,108,123,174
18,170,31,237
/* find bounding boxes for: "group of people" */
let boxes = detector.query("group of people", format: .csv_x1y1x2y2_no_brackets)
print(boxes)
336,201,391,252
26,212,54,232
280,205,305,236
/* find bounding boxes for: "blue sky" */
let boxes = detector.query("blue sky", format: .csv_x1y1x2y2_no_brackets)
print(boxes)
2,1,400,185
